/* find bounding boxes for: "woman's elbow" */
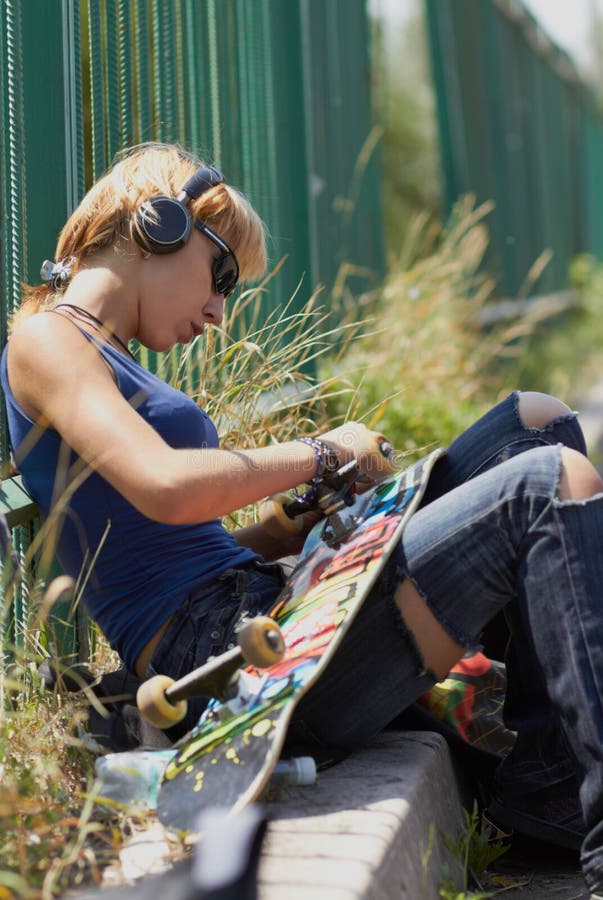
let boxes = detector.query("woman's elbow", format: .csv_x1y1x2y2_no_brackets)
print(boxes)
134,473,211,525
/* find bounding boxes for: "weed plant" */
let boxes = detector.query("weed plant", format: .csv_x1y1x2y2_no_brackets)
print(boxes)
3,201,603,895
1,668,96,897
176,279,351,450
320,196,555,458
439,803,509,898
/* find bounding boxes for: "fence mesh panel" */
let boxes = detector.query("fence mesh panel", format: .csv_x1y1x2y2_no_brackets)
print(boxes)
425,0,603,297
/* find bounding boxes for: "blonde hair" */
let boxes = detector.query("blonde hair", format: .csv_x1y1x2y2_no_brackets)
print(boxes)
13,142,267,327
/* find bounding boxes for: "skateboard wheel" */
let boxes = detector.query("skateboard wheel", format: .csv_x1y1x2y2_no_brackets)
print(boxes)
360,432,396,477
237,616,285,668
137,674,187,729
259,494,304,538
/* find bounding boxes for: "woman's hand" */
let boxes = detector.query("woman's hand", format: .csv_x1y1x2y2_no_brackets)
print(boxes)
233,506,322,560
317,422,395,480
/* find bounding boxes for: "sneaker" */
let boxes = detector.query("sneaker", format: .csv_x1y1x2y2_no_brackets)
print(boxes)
483,779,585,851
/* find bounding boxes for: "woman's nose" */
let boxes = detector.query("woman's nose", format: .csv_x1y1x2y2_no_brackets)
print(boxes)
204,293,225,325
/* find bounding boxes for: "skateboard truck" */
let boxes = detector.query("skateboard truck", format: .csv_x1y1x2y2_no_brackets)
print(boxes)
302,450,396,544
211,669,269,720
137,616,285,730
259,434,396,544
315,461,366,543
283,458,361,519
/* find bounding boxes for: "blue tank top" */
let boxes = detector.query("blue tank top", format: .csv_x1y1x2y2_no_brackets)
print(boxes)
0,321,258,670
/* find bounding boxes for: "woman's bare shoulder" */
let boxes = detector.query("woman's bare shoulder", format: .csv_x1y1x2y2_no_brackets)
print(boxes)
7,311,113,419
11,308,77,346
9,310,106,368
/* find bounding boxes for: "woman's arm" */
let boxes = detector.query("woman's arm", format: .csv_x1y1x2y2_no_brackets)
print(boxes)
7,314,371,525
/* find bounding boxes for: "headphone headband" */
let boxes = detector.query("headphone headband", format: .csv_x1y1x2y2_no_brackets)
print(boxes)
181,166,224,200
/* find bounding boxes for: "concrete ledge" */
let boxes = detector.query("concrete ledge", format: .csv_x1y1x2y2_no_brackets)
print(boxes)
87,730,470,898
258,731,469,900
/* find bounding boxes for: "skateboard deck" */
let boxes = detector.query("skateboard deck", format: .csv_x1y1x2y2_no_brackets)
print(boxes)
156,448,444,832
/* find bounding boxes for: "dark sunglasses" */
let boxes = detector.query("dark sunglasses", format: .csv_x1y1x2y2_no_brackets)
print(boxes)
194,221,240,297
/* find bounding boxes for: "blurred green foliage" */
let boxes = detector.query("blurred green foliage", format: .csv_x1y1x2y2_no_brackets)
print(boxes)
371,4,441,258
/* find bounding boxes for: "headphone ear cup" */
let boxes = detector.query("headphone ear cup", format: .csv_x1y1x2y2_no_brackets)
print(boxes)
134,196,192,254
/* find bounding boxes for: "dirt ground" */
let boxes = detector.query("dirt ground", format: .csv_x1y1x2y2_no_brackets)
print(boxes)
482,836,588,899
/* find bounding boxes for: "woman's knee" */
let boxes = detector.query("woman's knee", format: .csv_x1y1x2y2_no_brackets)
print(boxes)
518,391,572,429
559,447,603,500
394,579,464,680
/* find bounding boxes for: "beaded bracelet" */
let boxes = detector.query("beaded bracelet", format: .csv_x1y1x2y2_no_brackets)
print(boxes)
293,437,340,505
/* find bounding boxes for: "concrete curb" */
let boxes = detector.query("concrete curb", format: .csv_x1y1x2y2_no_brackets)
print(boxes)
258,731,470,900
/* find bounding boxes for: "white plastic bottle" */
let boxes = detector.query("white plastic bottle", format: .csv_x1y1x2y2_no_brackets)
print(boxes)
271,756,317,786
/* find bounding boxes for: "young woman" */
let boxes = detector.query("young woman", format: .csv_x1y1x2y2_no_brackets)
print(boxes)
3,142,603,896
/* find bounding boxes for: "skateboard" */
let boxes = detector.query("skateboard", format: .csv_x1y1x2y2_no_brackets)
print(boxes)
138,442,444,833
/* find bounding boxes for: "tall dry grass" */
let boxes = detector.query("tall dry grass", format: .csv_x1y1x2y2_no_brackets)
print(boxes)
322,197,556,457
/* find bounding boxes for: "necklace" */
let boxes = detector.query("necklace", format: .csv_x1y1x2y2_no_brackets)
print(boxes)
55,303,136,360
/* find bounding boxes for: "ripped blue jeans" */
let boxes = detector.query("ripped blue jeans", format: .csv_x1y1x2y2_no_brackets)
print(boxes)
290,390,587,749
148,391,603,888
292,392,603,890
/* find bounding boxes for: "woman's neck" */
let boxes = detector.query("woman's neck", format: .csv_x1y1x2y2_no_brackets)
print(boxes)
58,262,138,346
54,303,136,360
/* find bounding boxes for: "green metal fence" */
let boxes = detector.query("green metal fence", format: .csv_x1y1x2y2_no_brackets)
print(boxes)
1,0,383,412
424,0,603,298
0,0,383,657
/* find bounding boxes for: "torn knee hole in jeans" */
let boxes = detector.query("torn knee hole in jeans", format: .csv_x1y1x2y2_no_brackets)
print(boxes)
394,554,479,655
514,389,580,430
530,413,579,435
389,594,439,683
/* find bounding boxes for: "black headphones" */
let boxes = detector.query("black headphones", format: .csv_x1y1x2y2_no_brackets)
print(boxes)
134,165,224,255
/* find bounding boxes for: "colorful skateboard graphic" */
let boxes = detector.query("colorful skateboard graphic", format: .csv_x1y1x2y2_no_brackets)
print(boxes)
156,448,444,832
